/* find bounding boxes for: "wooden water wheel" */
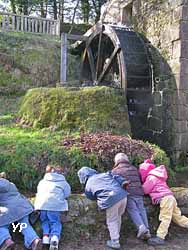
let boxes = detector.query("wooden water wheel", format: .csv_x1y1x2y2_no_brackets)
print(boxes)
79,23,152,139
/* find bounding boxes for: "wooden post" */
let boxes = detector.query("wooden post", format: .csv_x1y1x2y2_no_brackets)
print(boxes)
60,33,67,85
12,15,15,31
21,15,24,31
42,20,46,34
24,17,27,32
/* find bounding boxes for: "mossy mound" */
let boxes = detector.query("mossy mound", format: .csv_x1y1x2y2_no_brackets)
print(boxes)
18,86,131,134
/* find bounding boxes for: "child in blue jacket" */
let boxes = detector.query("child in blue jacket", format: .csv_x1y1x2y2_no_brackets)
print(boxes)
77,167,129,249
34,165,71,250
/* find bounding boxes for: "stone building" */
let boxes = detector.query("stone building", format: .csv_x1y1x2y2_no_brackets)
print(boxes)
101,0,188,163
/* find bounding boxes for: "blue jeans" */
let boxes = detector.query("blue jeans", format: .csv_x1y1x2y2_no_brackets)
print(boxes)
126,196,149,230
40,210,62,239
0,216,39,248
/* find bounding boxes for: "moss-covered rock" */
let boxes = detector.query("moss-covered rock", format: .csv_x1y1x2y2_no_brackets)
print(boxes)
18,86,131,134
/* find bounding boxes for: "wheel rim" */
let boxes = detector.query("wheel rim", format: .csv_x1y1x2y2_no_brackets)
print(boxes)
80,24,125,88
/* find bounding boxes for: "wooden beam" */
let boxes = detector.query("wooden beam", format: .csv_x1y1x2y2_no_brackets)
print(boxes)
95,25,104,81
60,33,68,84
98,46,121,84
86,47,96,82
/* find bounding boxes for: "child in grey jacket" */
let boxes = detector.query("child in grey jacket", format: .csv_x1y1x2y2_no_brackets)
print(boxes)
34,165,71,250
0,172,42,250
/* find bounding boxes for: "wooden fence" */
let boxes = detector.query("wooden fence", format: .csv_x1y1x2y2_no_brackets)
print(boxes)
0,11,60,36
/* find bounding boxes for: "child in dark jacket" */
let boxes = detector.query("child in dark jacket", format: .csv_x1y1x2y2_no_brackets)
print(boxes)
112,153,150,240
139,159,188,246
77,166,128,249
0,172,42,250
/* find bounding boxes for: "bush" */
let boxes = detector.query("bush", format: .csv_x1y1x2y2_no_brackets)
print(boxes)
0,128,170,193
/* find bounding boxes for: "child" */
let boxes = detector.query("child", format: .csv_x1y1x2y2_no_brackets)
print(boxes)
139,159,188,246
34,165,71,250
77,166,128,249
112,153,150,240
0,173,42,250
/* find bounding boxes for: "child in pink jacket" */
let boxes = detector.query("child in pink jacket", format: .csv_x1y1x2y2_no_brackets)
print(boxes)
139,159,188,246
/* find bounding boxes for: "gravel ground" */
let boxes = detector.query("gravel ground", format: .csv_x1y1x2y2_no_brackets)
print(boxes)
14,224,188,250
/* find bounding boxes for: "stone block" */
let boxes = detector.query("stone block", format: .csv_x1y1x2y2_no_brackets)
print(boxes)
162,23,180,43
176,91,187,105
174,133,188,150
172,6,182,21
182,6,188,20
174,104,188,119
180,73,188,90
180,58,188,74
174,120,188,132
162,88,177,106
172,40,181,59
181,41,188,58
169,58,181,74
175,73,188,90
180,21,188,40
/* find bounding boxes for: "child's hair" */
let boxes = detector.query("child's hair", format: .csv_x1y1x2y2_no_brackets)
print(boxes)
45,164,63,174
0,172,7,178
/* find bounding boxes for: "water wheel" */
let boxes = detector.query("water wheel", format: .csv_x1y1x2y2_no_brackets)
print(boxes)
80,23,152,139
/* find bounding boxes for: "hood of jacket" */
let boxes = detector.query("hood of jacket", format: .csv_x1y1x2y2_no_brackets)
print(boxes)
139,159,156,183
44,172,66,182
77,167,98,185
148,165,168,181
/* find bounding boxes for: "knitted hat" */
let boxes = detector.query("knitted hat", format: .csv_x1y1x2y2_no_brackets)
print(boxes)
114,153,129,166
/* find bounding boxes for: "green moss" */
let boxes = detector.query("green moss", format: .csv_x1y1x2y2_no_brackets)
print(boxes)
18,86,131,135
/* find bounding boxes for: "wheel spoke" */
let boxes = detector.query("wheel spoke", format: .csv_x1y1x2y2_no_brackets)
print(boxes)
97,46,121,84
80,48,87,83
86,46,96,82
95,25,104,82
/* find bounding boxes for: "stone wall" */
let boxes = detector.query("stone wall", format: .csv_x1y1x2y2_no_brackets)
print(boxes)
132,0,188,163
103,0,188,163
44,188,188,239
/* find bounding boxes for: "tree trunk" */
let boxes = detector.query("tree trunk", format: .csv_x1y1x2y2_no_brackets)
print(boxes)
81,0,90,24
69,0,80,34
10,0,16,13
53,0,58,20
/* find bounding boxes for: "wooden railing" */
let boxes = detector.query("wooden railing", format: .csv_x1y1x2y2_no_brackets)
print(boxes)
0,11,60,36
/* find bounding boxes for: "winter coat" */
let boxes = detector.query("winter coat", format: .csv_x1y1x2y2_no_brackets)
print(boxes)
34,173,71,211
0,178,33,226
78,167,128,210
139,159,156,183
112,161,144,196
139,165,173,205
